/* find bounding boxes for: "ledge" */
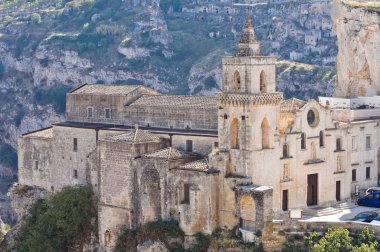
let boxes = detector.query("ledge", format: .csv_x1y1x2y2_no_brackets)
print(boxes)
334,149,345,153
304,159,324,165
280,156,293,160
334,170,346,175
280,178,293,183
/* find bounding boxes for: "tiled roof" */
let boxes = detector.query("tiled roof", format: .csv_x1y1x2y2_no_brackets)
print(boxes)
71,84,142,95
130,95,217,109
280,98,306,112
108,129,160,143
24,128,53,139
176,159,219,173
144,147,190,160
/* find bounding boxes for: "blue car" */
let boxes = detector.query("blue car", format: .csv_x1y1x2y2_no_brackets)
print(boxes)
357,191,380,207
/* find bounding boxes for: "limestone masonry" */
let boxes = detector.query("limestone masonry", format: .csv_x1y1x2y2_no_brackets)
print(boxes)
17,17,380,251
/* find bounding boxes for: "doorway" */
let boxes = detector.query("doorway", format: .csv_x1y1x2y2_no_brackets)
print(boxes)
336,181,341,201
282,190,288,211
307,174,318,206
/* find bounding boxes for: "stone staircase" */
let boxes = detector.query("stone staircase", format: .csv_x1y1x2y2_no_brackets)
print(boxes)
303,207,341,217
302,202,355,217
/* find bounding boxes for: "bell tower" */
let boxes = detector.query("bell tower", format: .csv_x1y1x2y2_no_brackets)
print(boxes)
217,16,283,177
222,16,277,95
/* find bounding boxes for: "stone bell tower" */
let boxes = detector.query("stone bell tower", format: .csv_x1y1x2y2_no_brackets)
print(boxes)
216,16,283,178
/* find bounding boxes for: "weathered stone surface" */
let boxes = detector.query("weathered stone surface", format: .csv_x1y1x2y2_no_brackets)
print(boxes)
137,240,169,252
333,0,380,97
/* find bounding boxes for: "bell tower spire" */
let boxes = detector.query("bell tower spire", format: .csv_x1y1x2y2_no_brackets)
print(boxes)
235,16,260,57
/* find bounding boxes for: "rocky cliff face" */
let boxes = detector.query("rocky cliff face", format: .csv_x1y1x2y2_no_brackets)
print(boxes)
333,0,380,97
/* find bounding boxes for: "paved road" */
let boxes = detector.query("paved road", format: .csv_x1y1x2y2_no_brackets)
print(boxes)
302,206,379,223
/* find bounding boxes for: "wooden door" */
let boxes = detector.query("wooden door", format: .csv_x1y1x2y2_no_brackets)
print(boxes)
282,190,288,211
336,181,341,201
307,174,318,206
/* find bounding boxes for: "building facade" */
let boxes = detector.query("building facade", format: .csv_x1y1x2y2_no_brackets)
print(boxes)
18,17,380,251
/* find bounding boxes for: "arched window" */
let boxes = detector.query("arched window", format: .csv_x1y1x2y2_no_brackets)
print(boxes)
282,144,289,158
105,230,111,246
319,131,324,147
358,86,366,96
301,133,306,149
261,118,270,149
230,118,240,149
233,71,241,93
260,71,267,93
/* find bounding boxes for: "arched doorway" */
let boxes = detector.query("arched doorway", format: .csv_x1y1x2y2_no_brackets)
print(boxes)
141,166,161,222
239,194,256,231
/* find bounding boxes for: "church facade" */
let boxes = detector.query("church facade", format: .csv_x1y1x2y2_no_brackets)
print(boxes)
17,17,380,250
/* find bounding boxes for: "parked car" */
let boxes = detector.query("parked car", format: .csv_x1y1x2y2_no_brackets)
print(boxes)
370,215,380,226
352,211,379,222
366,187,380,195
357,191,380,208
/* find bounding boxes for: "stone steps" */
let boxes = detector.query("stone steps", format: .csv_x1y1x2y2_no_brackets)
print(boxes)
303,206,342,217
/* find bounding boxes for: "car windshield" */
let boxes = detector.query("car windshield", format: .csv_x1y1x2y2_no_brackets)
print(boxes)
355,213,369,219
356,212,377,219
373,215,380,221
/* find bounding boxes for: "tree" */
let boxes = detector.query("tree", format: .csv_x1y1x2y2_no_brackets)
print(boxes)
306,227,379,252
18,186,96,251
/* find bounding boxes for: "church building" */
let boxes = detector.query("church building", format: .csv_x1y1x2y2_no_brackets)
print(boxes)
17,17,380,250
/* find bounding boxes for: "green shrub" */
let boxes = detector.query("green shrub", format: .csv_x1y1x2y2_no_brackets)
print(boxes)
115,220,184,251
189,233,210,252
30,13,42,24
18,186,96,252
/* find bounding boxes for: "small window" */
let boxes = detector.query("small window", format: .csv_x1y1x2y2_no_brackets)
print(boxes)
224,114,228,120
319,131,324,147
74,169,78,179
87,107,93,118
366,194,374,199
183,184,191,204
73,138,78,152
366,167,371,179
301,133,306,149
214,142,219,149
282,144,289,158
352,169,356,182
104,230,111,246
35,161,38,170
186,140,193,152
105,108,111,119
366,136,371,150
336,138,342,151
241,116,246,121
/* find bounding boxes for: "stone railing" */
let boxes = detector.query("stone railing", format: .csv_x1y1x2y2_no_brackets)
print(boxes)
217,92,283,106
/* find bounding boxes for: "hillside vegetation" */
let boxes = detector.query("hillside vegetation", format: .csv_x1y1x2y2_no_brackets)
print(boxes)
16,186,96,251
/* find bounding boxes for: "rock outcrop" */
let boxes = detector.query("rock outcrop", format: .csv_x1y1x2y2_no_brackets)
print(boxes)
0,184,48,251
333,0,380,97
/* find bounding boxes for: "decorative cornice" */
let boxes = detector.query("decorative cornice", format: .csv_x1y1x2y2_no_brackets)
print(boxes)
216,92,283,106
